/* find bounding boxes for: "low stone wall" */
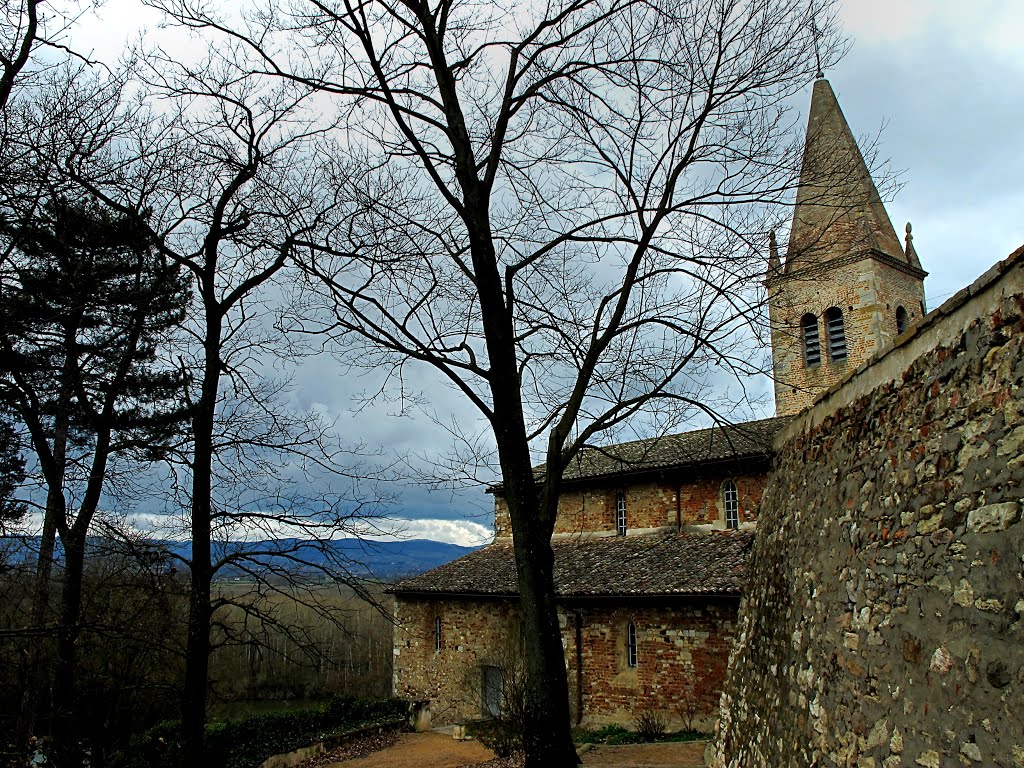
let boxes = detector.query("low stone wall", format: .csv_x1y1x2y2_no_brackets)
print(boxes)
713,247,1024,767
257,717,408,768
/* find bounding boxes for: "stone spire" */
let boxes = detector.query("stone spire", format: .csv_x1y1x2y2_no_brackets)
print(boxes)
767,230,781,274
784,78,907,275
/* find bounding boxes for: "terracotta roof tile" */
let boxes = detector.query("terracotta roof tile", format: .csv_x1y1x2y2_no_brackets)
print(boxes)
537,416,789,485
390,530,754,597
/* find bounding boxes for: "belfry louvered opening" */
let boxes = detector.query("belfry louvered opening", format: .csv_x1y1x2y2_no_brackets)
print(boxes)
825,307,847,362
801,313,821,367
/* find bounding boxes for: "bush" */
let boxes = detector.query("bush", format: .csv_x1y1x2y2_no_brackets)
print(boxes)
664,729,709,742
573,723,643,745
116,696,408,768
633,709,668,742
468,719,521,757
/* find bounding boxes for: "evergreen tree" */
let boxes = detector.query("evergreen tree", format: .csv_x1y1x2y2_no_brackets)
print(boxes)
0,197,190,763
0,416,25,529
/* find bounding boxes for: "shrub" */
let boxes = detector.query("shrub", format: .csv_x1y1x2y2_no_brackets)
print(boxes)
469,719,521,757
633,708,668,742
115,696,408,768
573,723,642,745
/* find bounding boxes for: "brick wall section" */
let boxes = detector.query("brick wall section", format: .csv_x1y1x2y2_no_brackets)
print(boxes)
770,256,926,415
712,249,1024,767
493,471,768,538
571,602,739,731
394,595,740,730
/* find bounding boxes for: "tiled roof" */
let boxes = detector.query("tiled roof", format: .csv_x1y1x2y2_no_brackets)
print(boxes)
390,530,754,598
534,416,789,485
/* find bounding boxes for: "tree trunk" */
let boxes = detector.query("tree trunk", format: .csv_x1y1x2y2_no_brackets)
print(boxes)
51,534,85,767
20,369,72,742
181,315,221,767
472,226,577,763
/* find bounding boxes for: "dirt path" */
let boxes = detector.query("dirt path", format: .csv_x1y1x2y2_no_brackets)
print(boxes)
311,732,708,768
321,731,495,768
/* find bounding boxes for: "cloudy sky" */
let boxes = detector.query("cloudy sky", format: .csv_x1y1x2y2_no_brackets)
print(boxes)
61,1,1024,546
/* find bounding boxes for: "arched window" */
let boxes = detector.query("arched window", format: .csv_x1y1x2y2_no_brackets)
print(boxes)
626,622,638,668
434,616,442,652
723,480,739,530
896,305,908,335
825,307,847,362
801,313,821,367
615,491,627,536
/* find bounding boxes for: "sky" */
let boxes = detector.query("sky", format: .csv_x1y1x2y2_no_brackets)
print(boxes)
52,0,1024,546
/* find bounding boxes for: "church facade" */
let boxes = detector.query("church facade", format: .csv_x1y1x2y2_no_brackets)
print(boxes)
389,77,928,731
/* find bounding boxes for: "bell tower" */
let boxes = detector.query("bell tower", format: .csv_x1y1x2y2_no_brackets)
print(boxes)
769,77,928,416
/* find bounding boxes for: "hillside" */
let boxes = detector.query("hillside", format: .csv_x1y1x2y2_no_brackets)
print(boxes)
0,536,482,581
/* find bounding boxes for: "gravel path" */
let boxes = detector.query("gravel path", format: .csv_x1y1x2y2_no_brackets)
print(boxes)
298,731,709,768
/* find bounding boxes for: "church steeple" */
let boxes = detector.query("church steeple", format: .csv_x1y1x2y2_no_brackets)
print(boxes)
784,78,908,275
768,79,928,417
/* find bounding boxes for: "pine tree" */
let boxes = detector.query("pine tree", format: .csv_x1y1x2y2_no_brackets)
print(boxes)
0,197,190,763
0,416,25,529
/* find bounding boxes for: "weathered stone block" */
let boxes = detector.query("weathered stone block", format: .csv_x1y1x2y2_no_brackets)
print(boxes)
966,502,1020,533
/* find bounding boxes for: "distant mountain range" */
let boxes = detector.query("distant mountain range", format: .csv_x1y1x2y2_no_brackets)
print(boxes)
0,536,481,582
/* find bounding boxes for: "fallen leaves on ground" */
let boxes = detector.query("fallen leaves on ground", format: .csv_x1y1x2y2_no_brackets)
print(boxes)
460,751,525,768
296,730,402,767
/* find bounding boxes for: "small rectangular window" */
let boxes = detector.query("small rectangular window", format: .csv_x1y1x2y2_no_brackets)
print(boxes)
434,616,442,652
724,480,739,530
615,492,627,536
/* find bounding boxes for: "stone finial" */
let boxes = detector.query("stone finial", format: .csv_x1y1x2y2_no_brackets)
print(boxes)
904,221,922,270
768,230,781,273
901,221,925,272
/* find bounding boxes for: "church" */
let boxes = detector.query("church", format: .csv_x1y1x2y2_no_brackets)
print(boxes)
388,76,928,731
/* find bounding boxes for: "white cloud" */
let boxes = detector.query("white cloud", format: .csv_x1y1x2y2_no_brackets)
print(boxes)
361,518,493,547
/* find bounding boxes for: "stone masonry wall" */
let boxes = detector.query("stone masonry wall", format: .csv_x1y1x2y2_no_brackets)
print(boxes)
393,596,522,726
493,471,767,538
714,248,1024,767
394,595,740,730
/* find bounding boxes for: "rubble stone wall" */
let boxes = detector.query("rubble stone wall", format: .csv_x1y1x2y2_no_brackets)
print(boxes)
714,249,1024,767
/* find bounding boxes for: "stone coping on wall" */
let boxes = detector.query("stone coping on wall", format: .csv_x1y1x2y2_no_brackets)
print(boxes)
778,242,1024,448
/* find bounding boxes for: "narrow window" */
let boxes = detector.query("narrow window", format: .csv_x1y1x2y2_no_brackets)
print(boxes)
723,480,739,530
825,307,847,362
801,313,821,367
896,305,908,335
615,491,627,536
434,616,442,652
626,622,638,668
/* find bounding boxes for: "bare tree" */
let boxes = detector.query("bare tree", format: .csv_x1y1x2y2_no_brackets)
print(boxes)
0,0,97,112
143,0,844,763
60,42,395,764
